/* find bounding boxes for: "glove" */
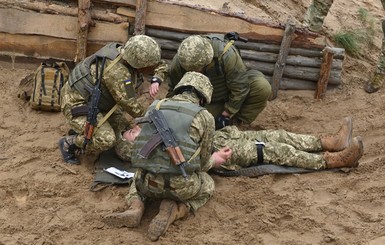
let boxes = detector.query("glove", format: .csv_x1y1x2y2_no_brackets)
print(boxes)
215,115,230,130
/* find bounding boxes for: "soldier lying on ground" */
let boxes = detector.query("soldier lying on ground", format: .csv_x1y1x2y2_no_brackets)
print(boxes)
105,113,363,241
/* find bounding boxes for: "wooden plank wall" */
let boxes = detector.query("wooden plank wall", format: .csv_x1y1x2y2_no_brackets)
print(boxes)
0,0,344,91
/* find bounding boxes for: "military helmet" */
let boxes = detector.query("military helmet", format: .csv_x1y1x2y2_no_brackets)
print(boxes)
174,71,213,104
177,35,214,71
121,35,161,69
114,138,134,162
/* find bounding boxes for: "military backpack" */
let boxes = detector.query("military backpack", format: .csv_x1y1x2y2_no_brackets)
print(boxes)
30,62,70,112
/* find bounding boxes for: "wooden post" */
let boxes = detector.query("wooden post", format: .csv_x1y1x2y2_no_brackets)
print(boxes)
269,22,296,100
134,0,147,35
314,47,335,99
75,0,92,62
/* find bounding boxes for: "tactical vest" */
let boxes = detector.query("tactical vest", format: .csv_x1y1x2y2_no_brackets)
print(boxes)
202,34,242,103
132,100,204,175
68,43,121,112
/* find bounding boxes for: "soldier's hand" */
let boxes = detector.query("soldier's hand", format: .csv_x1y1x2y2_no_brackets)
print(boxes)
149,82,160,98
212,146,232,168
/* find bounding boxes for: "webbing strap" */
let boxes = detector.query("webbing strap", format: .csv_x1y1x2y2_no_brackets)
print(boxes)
94,54,123,128
219,40,235,60
255,141,265,164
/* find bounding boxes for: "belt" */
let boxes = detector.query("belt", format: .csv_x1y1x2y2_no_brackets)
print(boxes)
147,177,175,191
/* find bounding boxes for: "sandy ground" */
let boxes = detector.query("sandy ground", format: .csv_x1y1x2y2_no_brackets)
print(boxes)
1,0,385,244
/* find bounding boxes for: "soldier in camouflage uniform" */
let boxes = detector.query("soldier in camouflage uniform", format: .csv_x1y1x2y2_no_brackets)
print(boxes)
167,34,272,130
303,0,334,32
58,35,168,164
214,117,363,171
102,72,232,242
365,0,385,93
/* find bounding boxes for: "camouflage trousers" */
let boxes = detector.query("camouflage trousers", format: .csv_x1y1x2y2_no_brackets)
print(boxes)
205,69,271,124
303,0,334,32
213,126,326,170
125,169,215,212
63,106,130,154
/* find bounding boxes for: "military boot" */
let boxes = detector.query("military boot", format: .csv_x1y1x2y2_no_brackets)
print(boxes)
320,117,352,152
147,199,189,241
323,136,363,169
364,72,385,93
102,198,145,228
58,135,80,164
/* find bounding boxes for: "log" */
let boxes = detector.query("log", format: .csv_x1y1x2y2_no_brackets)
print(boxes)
244,60,341,84
0,33,106,61
75,0,92,62
134,0,147,35
264,76,340,90
0,0,127,23
0,8,128,43
150,36,342,68
270,23,295,100
315,47,335,99
117,3,327,49
146,28,345,59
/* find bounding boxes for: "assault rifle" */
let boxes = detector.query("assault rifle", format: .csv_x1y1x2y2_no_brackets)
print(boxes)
82,56,106,152
136,109,189,180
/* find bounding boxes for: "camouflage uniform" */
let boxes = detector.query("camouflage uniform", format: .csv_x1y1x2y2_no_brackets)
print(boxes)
213,126,327,170
303,0,334,32
365,0,385,93
167,34,272,124
60,35,167,155
126,72,217,212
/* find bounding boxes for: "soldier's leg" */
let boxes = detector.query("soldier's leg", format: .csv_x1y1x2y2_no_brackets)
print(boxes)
303,0,334,32
59,106,117,163
234,69,271,124
103,178,145,228
204,101,225,119
365,19,385,93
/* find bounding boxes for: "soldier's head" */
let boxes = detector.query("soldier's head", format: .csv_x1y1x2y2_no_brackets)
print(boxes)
177,35,214,72
114,125,142,161
174,71,213,105
121,35,161,71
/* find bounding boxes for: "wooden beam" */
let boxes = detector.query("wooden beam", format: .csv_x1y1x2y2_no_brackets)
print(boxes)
117,3,327,49
270,23,296,100
315,47,335,99
134,0,147,35
0,8,128,43
0,0,127,23
75,0,92,62
0,33,106,61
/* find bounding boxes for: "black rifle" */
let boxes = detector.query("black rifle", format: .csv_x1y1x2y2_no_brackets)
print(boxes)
82,56,106,152
224,31,248,43
136,109,189,180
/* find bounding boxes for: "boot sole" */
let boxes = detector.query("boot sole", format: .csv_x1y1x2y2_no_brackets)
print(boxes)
102,212,141,228
147,199,177,241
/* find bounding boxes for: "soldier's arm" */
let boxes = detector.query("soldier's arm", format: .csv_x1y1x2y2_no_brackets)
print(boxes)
104,62,145,117
222,49,250,117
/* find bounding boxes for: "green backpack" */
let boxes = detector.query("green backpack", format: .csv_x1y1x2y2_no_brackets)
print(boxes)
30,62,70,112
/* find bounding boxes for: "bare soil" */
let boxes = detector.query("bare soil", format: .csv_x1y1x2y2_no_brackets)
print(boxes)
1,0,385,244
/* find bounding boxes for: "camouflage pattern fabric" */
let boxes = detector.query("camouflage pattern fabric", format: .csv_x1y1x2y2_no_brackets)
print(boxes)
303,0,334,32
213,126,326,170
126,91,216,212
177,35,214,71
61,55,165,153
121,35,161,69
